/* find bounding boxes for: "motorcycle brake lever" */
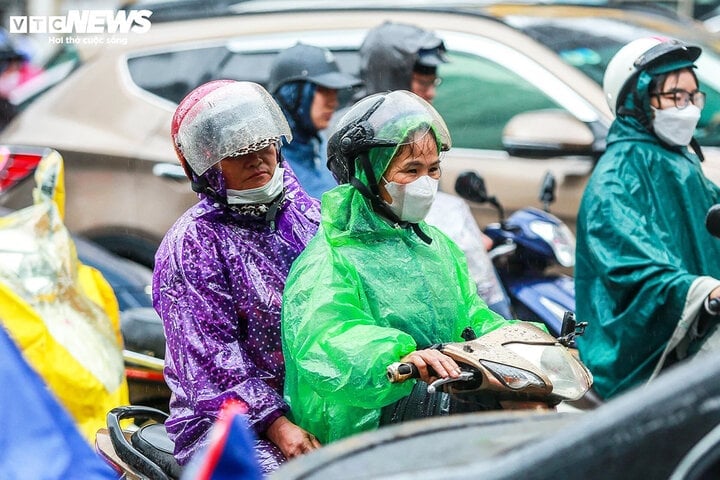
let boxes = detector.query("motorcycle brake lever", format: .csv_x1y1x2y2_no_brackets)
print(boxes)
427,371,475,394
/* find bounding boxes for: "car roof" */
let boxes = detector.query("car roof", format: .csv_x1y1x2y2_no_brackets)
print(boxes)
123,0,702,23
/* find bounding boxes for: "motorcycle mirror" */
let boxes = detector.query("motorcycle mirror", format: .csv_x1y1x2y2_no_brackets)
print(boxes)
539,171,556,212
455,171,506,221
706,204,720,239
558,311,587,347
454,171,489,204
560,311,576,339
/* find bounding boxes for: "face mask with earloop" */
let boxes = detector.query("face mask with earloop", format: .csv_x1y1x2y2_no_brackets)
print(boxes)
226,167,285,204
651,104,701,147
383,175,439,223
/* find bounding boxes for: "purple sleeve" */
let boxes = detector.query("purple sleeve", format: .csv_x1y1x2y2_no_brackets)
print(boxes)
154,225,289,461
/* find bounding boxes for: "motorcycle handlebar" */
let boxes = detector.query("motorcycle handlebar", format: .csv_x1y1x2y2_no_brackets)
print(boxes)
708,298,720,316
387,362,419,383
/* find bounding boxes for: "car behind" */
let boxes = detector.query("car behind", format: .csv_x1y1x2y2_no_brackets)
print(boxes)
1,1,720,266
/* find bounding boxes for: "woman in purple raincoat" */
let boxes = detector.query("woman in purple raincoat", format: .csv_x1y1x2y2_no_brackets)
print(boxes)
152,80,322,474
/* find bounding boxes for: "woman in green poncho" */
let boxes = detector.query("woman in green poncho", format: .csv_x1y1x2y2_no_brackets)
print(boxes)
575,37,720,400
281,90,514,444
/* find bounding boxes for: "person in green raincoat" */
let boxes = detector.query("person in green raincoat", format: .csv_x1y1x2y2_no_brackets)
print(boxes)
575,37,720,400
281,90,519,444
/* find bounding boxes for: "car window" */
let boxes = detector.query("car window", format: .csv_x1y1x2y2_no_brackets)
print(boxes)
434,51,561,151
507,15,720,146
126,45,269,104
127,45,361,107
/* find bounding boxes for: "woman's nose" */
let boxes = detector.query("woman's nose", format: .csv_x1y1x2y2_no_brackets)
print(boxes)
245,153,262,166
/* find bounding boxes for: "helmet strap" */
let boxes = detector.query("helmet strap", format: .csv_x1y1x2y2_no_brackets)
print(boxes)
690,137,705,162
263,189,286,231
191,174,221,200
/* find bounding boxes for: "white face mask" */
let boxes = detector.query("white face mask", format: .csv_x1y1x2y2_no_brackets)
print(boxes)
226,167,284,204
651,105,701,147
383,175,439,223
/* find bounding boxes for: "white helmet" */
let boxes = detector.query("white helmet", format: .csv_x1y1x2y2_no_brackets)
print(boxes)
603,37,701,116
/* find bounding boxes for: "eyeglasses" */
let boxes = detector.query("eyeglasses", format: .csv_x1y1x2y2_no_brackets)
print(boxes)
412,76,443,90
652,89,706,110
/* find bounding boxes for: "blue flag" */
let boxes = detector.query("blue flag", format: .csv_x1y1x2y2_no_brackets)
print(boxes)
0,325,118,479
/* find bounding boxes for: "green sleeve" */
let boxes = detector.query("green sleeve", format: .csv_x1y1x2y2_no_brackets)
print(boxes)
283,245,416,411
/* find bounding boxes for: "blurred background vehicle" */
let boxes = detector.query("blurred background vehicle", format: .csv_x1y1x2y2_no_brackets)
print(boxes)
0,144,153,310
2,1,720,267
0,144,169,411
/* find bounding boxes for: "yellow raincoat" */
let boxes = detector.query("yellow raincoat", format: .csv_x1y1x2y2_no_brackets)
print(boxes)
0,149,128,442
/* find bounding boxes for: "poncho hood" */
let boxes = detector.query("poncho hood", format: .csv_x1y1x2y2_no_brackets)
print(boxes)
359,21,445,95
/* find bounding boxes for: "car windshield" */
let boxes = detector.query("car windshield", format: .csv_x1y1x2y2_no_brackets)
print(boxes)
502,12,720,146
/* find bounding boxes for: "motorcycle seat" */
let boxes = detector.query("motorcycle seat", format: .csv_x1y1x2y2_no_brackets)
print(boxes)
131,423,182,479
121,307,166,359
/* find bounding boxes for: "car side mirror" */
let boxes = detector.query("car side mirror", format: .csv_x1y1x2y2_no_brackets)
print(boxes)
502,109,596,158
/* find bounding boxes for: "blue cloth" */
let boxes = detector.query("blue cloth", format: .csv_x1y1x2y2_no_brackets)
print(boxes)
0,325,118,479
275,82,338,199
180,402,262,480
281,134,336,200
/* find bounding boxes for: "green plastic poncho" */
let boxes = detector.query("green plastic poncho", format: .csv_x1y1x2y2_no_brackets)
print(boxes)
281,116,511,443
575,69,720,399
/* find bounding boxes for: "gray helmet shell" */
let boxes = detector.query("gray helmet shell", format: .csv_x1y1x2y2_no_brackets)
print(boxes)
268,43,362,94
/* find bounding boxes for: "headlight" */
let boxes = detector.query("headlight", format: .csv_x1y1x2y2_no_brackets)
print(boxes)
503,343,592,400
479,359,547,390
529,220,576,267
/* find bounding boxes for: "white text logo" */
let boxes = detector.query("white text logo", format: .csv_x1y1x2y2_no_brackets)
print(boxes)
9,10,153,34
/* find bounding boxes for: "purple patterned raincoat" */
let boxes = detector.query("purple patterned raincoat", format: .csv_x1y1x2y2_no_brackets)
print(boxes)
152,165,320,473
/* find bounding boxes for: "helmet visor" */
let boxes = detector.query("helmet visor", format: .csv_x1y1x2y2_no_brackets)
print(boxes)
634,39,701,74
340,90,451,152
176,82,291,176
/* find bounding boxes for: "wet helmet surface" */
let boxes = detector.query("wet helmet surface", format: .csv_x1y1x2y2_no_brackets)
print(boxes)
171,80,291,178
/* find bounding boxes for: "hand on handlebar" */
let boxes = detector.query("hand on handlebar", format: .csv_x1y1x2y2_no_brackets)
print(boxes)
400,349,462,384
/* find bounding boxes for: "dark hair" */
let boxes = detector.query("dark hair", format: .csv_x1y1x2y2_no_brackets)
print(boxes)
413,63,437,75
649,67,699,96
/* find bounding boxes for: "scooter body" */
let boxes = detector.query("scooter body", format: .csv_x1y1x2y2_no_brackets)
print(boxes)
387,317,592,409
506,275,575,335
485,207,576,335
96,406,180,480
97,317,592,480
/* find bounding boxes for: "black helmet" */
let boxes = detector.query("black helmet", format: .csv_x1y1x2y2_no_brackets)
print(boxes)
327,90,450,186
327,90,450,240
268,43,362,94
